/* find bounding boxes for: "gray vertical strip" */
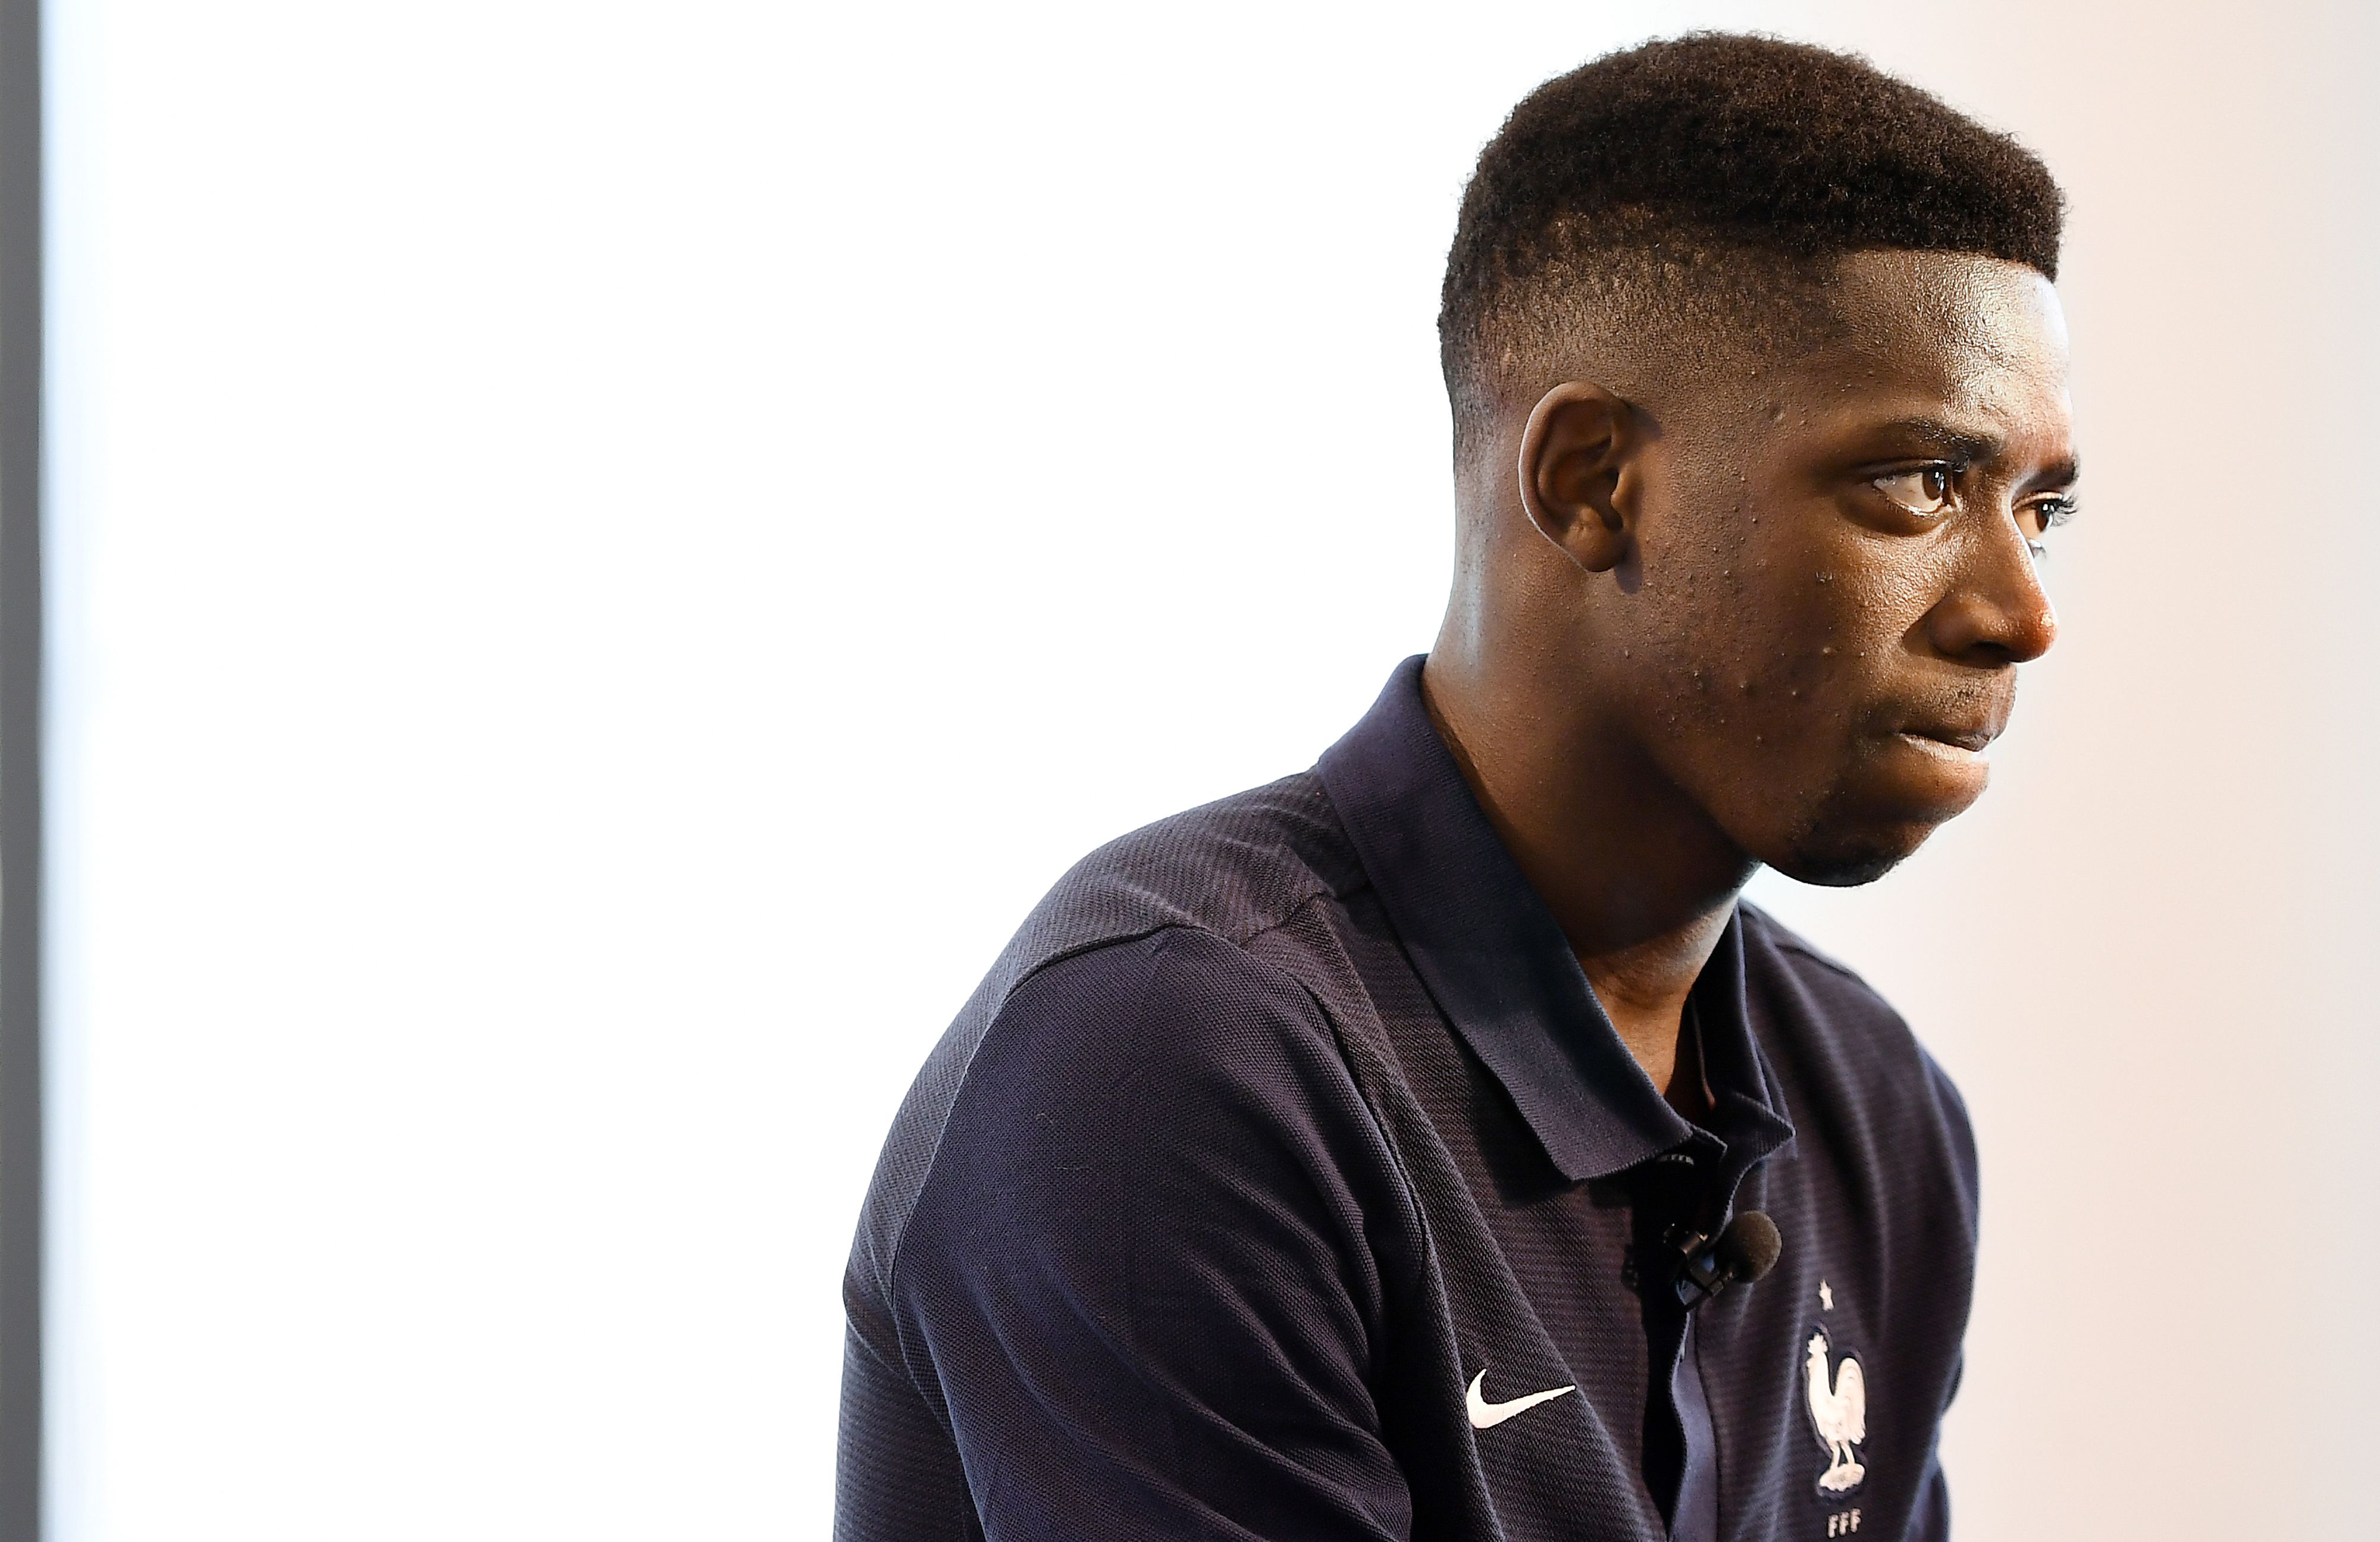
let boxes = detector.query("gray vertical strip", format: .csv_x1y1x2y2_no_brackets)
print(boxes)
0,0,36,1530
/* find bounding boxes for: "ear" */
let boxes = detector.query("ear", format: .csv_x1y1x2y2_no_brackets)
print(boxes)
1515,381,1643,573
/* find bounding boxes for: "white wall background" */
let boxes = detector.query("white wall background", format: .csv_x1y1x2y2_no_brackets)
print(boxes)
42,1,2379,1537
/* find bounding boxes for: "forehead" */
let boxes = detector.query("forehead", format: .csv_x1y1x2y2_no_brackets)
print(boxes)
1806,250,2072,429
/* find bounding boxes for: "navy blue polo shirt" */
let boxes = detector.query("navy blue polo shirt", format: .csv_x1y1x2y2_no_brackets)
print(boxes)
839,657,1979,1540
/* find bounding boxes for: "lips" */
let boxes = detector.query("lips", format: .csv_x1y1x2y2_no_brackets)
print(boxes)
1893,695,2009,754
1903,724,1996,753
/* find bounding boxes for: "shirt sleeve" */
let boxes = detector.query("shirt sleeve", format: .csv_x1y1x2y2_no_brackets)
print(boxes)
879,926,1416,1542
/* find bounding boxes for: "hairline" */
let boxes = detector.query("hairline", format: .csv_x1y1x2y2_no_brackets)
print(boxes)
1443,240,2055,461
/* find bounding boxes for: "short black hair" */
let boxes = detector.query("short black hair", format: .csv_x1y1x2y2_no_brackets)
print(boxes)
1441,35,2065,437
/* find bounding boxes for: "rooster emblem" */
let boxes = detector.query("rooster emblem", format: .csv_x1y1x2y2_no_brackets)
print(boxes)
1803,1328,1867,1495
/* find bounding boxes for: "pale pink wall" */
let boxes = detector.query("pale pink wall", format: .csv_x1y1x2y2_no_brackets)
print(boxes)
1737,3,2380,1535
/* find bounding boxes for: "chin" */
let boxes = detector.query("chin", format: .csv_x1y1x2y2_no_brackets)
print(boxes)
1761,817,1939,888
1749,747,1983,886
1767,844,1915,888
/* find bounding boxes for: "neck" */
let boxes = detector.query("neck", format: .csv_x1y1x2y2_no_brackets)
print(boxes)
1420,637,1754,1111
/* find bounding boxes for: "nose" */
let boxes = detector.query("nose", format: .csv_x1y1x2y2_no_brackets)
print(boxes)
1921,513,2059,665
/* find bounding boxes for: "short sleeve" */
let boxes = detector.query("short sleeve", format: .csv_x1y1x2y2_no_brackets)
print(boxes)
877,927,1415,1542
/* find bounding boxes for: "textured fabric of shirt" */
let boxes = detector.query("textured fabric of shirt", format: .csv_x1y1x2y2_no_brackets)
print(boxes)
838,657,1980,1541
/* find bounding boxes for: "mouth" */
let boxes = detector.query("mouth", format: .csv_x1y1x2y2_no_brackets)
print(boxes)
1896,725,1996,756
1880,719,1999,814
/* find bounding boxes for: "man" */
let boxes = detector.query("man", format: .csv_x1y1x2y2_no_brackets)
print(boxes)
839,33,2074,1541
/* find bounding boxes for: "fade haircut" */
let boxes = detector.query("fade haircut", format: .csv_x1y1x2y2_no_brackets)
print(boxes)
1440,35,2065,452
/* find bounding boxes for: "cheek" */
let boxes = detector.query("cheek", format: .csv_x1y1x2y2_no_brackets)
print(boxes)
1636,505,1896,744
1749,504,1950,674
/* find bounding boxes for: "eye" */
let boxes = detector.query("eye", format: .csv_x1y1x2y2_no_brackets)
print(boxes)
1872,464,1956,517
2020,494,2080,559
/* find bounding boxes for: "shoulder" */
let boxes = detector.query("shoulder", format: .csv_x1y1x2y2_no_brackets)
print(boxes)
876,926,1404,1341
1004,770,1357,963
1736,902,1977,1211
851,774,1377,1301
971,924,1352,1111
1737,901,1908,1043
1737,901,1946,1084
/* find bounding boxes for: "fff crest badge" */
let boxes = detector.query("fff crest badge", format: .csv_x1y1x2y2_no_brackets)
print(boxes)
1802,1323,1868,1497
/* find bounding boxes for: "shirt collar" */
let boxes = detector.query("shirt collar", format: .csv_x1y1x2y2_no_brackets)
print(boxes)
1317,656,1793,1183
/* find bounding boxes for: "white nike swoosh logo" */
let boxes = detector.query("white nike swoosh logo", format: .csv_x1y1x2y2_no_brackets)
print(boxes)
1465,1368,1577,1430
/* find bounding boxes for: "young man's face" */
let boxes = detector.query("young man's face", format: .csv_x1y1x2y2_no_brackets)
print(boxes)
1620,250,2075,885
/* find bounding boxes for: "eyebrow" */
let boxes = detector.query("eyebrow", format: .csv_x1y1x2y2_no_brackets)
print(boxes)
1880,417,2080,487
